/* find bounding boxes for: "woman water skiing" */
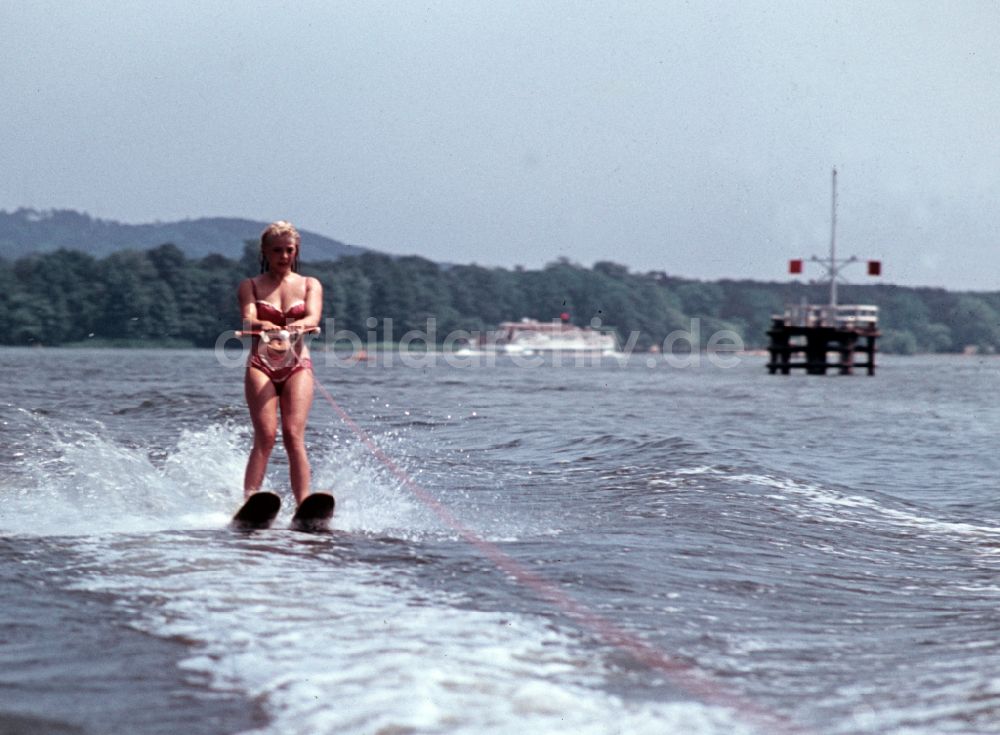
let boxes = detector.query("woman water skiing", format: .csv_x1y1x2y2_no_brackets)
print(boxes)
238,221,323,506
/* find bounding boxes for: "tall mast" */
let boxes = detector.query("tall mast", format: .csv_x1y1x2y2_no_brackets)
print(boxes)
829,167,838,308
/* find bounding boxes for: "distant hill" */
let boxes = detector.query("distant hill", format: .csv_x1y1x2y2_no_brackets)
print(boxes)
0,208,368,261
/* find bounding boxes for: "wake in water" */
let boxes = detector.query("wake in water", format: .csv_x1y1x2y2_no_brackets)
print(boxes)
0,408,755,735
60,532,752,735
0,407,440,538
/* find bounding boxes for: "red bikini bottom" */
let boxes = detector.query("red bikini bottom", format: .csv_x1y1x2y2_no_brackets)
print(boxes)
248,353,313,395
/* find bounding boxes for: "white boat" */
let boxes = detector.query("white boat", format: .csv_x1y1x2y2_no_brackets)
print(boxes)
458,318,620,356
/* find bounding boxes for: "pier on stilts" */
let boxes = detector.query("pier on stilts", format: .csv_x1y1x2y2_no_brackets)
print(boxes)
767,304,879,375
768,167,883,376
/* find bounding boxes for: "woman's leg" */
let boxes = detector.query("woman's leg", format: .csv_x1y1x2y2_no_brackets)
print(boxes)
244,367,279,497
279,367,315,505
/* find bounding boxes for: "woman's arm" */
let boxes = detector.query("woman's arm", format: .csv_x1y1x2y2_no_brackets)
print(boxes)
288,277,323,331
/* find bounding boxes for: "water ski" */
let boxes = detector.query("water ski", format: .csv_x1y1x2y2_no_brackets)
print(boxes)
290,492,335,532
230,491,281,530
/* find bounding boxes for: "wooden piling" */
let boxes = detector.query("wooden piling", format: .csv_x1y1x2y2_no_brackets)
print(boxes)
767,305,879,376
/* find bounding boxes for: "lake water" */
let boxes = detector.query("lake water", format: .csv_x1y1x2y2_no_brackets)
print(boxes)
1,347,998,734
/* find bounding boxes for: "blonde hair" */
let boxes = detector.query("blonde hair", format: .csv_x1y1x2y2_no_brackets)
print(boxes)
259,220,301,272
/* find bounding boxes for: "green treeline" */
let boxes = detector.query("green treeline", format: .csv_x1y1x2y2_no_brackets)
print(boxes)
3,243,1000,353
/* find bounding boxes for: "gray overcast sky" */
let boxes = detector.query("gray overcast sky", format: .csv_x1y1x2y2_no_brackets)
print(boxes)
2,1,998,289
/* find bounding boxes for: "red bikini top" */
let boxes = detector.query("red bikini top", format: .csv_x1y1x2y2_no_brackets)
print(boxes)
251,279,308,326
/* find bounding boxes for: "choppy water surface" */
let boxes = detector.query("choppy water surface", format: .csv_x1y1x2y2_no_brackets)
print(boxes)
1,348,998,734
